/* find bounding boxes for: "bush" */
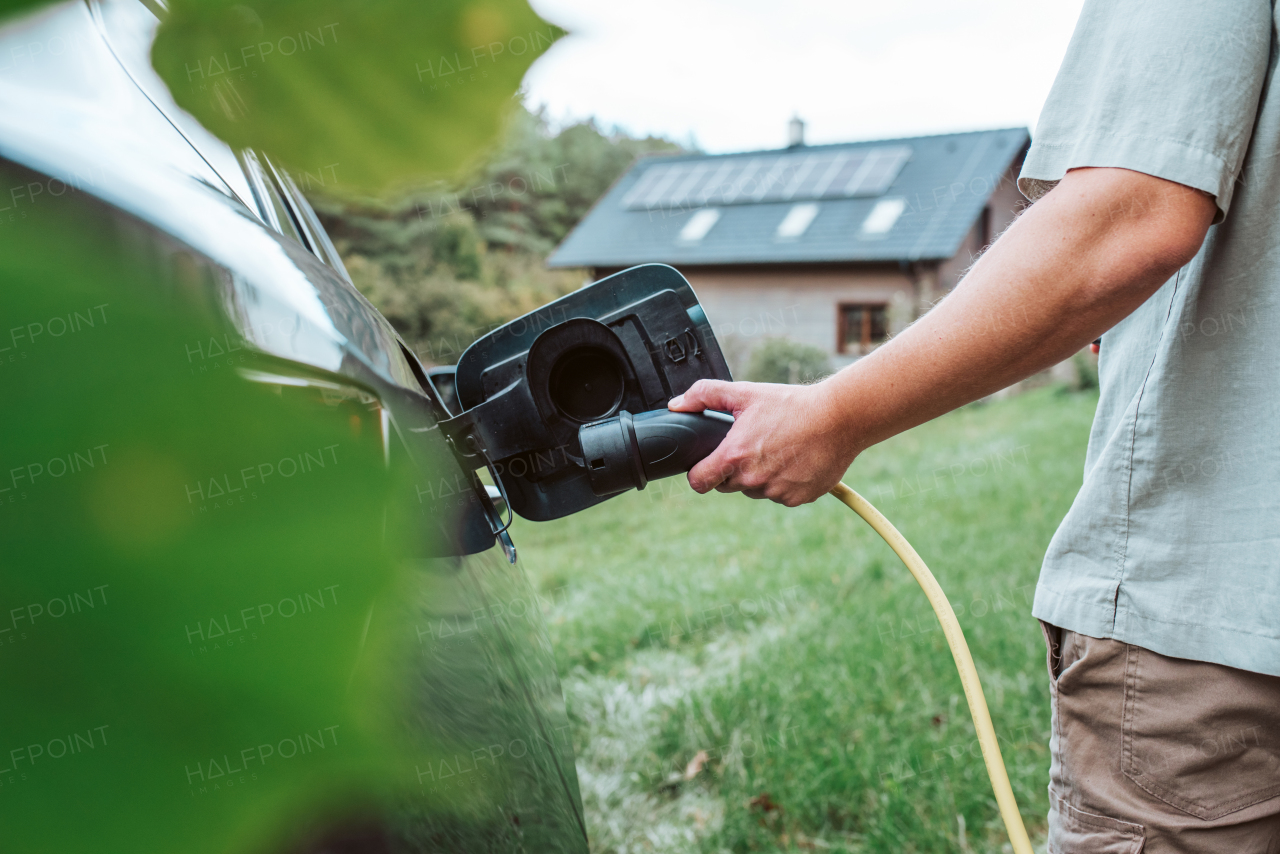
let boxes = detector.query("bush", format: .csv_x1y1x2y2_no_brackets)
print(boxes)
1073,349,1099,391
745,338,832,384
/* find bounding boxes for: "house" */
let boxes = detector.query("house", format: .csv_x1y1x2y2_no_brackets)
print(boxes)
547,123,1031,370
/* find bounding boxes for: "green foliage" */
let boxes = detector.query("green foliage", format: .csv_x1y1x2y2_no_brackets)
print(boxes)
1072,349,1099,391
516,387,1098,853
313,106,683,365
338,240,581,366
0,183,418,853
432,213,485,280
0,0,46,19
745,337,833,384
150,0,562,194
453,106,682,254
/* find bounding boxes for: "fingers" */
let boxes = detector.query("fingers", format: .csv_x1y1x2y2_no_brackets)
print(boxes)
692,450,824,506
741,486,819,507
676,380,744,493
687,451,732,494
673,380,832,505
668,379,746,414
691,439,759,496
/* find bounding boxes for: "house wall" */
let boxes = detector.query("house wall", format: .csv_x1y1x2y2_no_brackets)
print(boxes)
989,151,1030,238
937,156,1028,293
656,264,915,373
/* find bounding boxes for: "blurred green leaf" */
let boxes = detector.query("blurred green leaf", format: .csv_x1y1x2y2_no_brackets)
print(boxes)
1,0,580,847
150,0,563,194
0,162,418,853
0,0,52,20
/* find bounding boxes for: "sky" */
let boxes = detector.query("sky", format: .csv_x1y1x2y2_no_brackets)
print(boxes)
522,0,1086,153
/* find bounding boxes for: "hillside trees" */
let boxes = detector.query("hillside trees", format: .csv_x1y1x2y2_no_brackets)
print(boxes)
313,106,683,365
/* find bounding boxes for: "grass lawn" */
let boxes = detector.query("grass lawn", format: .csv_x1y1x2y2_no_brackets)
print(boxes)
513,386,1098,854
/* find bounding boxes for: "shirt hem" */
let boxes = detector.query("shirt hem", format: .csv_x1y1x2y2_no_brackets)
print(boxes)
1033,586,1280,678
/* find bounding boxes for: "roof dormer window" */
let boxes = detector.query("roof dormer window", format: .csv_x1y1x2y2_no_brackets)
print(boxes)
860,198,905,237
679,208,721,242
776,203,819,240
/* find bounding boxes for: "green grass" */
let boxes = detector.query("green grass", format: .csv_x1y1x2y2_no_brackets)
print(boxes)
513,387,1098,854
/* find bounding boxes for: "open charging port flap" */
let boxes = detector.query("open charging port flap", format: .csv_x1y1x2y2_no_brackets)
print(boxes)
439,264,733,521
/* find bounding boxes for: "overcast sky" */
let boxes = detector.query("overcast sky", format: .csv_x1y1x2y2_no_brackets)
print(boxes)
523,0,1086,153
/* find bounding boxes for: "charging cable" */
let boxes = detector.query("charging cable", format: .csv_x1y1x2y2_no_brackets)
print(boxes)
578,411,1035,852
830,482,1033,854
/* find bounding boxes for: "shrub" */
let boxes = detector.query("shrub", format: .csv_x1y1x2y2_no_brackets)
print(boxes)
745,338,832,384
1073,349,1099,391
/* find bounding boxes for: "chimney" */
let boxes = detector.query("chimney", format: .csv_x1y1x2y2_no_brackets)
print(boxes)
787,115,806,148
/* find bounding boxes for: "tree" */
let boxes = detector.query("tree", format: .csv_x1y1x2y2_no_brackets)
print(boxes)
311,106,684,365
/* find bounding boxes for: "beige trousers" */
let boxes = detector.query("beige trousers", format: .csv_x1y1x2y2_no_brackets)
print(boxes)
1041,622,1280,853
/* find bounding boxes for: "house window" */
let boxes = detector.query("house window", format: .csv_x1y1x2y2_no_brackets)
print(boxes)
838,303,888,354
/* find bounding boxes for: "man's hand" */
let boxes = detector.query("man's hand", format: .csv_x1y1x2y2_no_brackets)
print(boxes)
671,167,1216,507
668,379,854,506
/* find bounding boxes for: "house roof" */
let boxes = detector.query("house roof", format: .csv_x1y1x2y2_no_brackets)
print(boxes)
547,127,1030,268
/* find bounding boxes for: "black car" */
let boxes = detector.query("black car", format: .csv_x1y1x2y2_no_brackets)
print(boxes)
0,1,733,851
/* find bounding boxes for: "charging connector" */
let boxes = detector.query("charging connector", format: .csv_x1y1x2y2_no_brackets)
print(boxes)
578,409,734,496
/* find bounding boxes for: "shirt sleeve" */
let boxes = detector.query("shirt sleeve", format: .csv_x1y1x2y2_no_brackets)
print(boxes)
1019,0,1273,221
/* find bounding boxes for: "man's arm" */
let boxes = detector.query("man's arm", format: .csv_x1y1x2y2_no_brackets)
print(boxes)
668,167,1217,506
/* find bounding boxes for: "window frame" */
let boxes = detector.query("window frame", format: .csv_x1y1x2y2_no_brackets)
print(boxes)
837,301,889,355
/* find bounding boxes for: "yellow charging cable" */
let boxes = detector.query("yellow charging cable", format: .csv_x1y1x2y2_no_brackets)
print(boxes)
829,482,1033,854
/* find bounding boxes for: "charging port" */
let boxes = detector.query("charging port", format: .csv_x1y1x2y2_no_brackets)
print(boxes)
549,347,625,422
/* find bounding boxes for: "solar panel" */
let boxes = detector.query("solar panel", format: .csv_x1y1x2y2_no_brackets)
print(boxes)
621,146,911,210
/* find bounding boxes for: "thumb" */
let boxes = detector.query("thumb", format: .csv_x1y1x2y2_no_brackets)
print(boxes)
668,379,745,414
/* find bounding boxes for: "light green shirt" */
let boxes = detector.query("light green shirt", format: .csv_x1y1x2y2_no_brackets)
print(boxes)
1020,0,1280,676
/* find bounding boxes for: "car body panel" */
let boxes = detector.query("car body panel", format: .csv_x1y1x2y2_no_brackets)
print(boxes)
88,0,258,209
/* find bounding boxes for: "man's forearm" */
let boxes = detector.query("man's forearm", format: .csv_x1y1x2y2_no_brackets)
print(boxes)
819,167,1217,455
669,167,1217,505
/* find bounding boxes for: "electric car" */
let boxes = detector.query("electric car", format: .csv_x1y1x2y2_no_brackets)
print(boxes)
0,0,586,849
0,1,737,850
